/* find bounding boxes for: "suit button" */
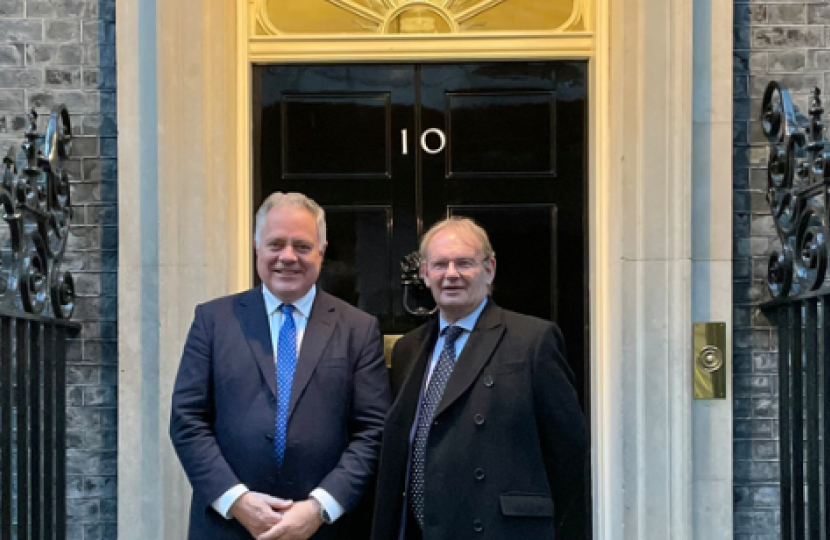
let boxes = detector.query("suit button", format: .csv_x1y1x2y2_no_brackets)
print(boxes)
473,519,483,532
474,414,485,425
483,375,494,387
265,433,274,441
474,468,485,481
433,420,440,427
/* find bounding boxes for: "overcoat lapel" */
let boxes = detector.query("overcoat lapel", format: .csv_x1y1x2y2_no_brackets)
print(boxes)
435,301,505,418
236,286,277,399
287,290,335,421
390,320,439,429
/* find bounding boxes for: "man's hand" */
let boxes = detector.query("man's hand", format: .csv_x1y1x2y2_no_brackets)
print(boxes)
230,492,294,538
257,499,324,540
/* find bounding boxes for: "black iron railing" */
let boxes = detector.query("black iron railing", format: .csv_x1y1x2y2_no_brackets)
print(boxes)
0,107,79,540
1,314,76,540
764,298,823,540
762,82,830,540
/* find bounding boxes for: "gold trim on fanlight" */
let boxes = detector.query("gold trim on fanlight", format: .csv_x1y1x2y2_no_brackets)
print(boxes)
379,2,460,33
252,0,585,36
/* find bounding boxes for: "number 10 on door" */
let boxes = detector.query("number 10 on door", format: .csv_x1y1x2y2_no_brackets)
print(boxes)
402,129,446,155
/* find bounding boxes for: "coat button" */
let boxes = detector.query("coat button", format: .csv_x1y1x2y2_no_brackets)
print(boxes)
433,419,440,427
483,375,494,387
474,414,485,425
473,519,483,532
265,433,274,441
474,468,485,481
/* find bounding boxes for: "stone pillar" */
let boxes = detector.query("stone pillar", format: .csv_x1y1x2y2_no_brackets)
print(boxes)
594,0,698,536
691,0,733,537
117,0,242,538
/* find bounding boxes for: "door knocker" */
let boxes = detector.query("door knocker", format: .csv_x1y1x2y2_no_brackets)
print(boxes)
401,251,437,317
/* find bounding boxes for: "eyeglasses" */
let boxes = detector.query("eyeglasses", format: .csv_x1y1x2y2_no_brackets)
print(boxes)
426,257,487,274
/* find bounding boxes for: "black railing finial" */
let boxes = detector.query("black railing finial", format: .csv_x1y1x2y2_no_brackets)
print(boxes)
0,106,75,319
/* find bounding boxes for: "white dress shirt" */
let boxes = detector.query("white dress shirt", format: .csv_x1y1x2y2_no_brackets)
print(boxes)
212,285,346,522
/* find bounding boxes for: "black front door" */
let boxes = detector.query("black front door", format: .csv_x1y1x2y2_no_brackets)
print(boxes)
253,62,587,408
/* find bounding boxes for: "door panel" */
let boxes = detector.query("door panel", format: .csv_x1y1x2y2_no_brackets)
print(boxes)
281,94,392,179
448,204,558,322
446,91,556,177
254,62,586,405
319,206,393,315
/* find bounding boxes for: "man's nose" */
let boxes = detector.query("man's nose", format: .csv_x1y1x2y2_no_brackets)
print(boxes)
279,246,298,262
444,261,461,277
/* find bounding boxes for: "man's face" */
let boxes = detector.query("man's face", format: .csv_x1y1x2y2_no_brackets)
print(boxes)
421,228,495,323
256,206,326,304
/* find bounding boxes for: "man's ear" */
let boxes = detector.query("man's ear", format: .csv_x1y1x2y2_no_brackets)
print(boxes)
485,257,496,285
319,242,328,257
420,261,430,286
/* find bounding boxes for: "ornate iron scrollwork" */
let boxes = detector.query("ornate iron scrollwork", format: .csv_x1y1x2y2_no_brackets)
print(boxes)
0,106,75,318
401,251,437,317
762,83,830,298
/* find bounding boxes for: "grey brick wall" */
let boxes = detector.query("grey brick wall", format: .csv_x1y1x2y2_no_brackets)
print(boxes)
0,1,116,538
732,2,830,539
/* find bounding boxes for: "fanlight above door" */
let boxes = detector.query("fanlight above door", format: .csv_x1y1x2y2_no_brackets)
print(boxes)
252,0,585,35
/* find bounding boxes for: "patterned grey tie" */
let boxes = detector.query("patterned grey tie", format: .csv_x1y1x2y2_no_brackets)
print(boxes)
409,325,465,527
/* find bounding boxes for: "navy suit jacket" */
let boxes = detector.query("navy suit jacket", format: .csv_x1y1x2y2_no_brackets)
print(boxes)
170,286,391,540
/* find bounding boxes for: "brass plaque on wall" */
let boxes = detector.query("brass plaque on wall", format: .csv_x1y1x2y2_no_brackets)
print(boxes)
693,322,727,400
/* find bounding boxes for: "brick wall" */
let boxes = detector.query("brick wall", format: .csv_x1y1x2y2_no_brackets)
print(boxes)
732,2,830,539
0,1,116,538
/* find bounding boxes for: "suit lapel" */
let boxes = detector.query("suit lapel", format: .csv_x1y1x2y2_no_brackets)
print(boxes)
390,320,439,429
236,286,277,399
287,290,335,422
435,301,505,418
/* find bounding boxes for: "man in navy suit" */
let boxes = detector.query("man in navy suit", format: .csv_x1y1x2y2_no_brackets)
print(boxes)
372,217,586,540
170,192,391,540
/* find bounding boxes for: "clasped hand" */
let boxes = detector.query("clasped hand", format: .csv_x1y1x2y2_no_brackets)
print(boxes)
230,492,293,538
231,493,323,540
256,499,324,540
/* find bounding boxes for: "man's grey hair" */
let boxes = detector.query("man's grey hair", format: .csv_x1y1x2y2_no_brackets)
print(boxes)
419,216,495,261
254,192,327,248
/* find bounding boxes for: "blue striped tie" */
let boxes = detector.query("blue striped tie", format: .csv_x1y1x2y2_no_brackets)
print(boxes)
275,304,297,466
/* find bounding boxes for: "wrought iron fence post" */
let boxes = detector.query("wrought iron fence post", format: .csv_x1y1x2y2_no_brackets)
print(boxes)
761,82,830,540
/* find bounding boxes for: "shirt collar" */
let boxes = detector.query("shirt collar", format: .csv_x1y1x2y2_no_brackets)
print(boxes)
262,285,317,319
439,297,488,336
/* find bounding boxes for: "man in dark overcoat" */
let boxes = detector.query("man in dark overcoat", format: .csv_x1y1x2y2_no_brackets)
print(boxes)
372,216,586,540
